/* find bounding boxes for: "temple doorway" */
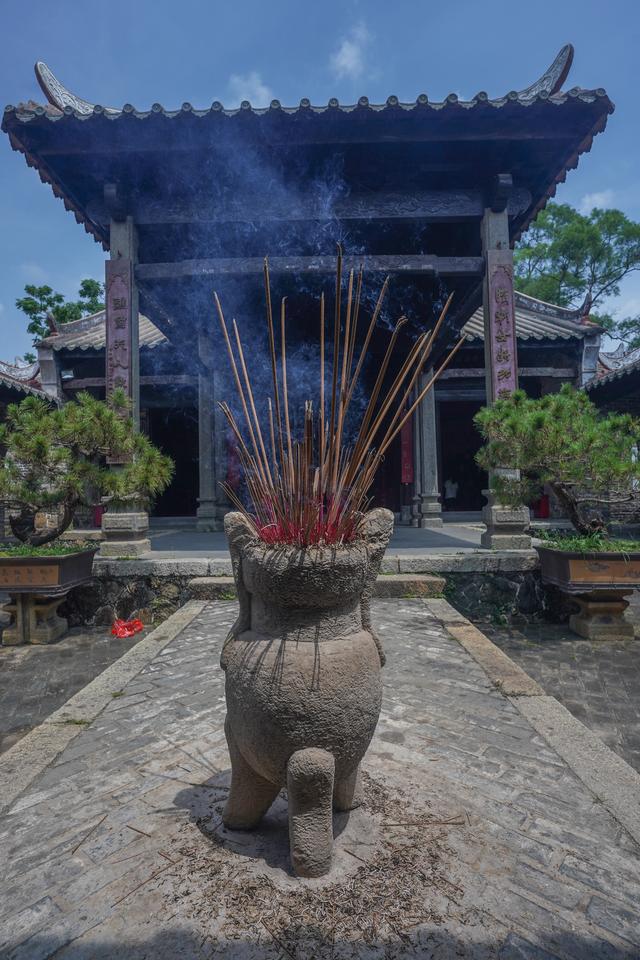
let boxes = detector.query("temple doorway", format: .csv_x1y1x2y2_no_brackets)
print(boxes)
437,400,487,511
147,407,199,517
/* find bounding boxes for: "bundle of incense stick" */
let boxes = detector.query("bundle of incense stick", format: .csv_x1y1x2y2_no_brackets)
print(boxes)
214,251,465,546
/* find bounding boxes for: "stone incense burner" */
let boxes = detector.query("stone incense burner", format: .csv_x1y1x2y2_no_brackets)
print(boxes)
221,507,393,877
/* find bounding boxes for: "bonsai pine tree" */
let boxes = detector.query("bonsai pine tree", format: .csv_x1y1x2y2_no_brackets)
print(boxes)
0,390,173,546
474,385,640,535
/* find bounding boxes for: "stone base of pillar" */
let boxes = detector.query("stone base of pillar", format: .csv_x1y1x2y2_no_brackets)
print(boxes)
419,495,443,528
481,494,531,550
197,499,221,532
411,496,421,528
99,538,151,558
100,508,150,558
569,590,635,641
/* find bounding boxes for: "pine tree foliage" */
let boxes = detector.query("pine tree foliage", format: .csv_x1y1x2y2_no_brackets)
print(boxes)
0,391,174,545
474,386,640,535
514,203,640,332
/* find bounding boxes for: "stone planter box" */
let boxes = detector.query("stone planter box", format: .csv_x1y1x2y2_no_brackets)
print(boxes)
0,548,97,645
535,545,640,640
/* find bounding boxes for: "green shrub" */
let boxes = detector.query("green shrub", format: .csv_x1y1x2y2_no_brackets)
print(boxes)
0,390,173,545
475,385,640,535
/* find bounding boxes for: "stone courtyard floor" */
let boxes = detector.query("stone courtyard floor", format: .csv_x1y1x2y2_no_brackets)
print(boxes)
484,619,640,775
0,624,147,755
1,599,639,959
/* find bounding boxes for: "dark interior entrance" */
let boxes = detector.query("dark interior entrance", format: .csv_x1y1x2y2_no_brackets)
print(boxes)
147,406,198,516
437,400,487,511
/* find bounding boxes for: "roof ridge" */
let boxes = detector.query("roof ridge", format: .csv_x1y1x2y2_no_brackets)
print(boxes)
20,46,592,119
4,87,613,121
513,288,581,318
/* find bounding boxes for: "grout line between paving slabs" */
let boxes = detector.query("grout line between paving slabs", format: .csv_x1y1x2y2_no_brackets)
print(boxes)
0,600,207,815
423,597,640,847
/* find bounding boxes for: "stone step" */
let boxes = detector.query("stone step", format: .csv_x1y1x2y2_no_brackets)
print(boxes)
187,573,445,601
187,577,237,600
373,573,445,598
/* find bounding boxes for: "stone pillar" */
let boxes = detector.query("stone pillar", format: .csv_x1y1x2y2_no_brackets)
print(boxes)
197,330,220,531
411,390,422,526
480,195,531,550
214,401,230,521
417,370,442,527
107,216,140,427
100,215,150,557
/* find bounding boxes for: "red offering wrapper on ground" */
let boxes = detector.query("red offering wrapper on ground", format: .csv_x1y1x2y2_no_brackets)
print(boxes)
111,618,144,638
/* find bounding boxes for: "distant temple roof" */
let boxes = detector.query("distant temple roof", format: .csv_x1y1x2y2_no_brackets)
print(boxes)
587,345,640,391
464,291,598,342
0,358,46,398
38,311,165,352
34,288,597,357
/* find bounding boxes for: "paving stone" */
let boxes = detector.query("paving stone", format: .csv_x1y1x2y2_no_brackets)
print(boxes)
586,897,640,948
0,599,638,959
483,618,640,773
0,627,146,754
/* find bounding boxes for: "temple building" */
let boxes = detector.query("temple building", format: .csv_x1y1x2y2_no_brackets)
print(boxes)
2,47,613,542
29,293,602,521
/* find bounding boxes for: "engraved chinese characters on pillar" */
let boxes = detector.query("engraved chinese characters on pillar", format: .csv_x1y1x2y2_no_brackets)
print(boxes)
487,250,518,402
105,258,133,463
106,259,132,400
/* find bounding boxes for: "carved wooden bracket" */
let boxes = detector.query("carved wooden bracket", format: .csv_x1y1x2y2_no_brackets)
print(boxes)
489,174,514,214
104,183,127,222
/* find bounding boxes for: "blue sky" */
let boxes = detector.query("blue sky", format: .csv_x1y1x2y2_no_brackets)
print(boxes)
1,0,639,361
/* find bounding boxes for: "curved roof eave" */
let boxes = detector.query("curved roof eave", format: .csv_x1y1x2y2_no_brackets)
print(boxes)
1,46,615,250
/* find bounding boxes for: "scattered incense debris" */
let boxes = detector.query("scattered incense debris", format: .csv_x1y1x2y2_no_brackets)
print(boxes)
125,823,153,838
70,812,108,855
159,772,479,957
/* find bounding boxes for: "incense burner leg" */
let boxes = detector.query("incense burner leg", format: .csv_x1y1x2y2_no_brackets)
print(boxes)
222,719,279,830
287,747,335,878
333,763,364,811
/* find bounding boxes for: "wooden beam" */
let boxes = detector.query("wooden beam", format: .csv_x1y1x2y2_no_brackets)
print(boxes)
136,255,484,281
90,188,531,227
435,387,486,401
65,368,574,390
34,124,582,153
64,375,197,389
439,367,575,379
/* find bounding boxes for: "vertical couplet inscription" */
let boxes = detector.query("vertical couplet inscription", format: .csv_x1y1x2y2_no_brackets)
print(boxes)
400,414,414,484
105,258,133,463
487,249,518,402
106,258,132,400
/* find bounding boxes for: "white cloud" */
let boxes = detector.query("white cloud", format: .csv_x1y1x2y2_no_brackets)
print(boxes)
19,262,48,283
579,189,615,214
329,22,371,81
227,71,274,107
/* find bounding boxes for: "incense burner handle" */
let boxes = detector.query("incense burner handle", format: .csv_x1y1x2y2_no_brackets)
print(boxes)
360,508,394,667
221,512,254,670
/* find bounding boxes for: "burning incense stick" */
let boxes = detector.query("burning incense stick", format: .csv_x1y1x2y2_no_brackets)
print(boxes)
216,255,464,546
